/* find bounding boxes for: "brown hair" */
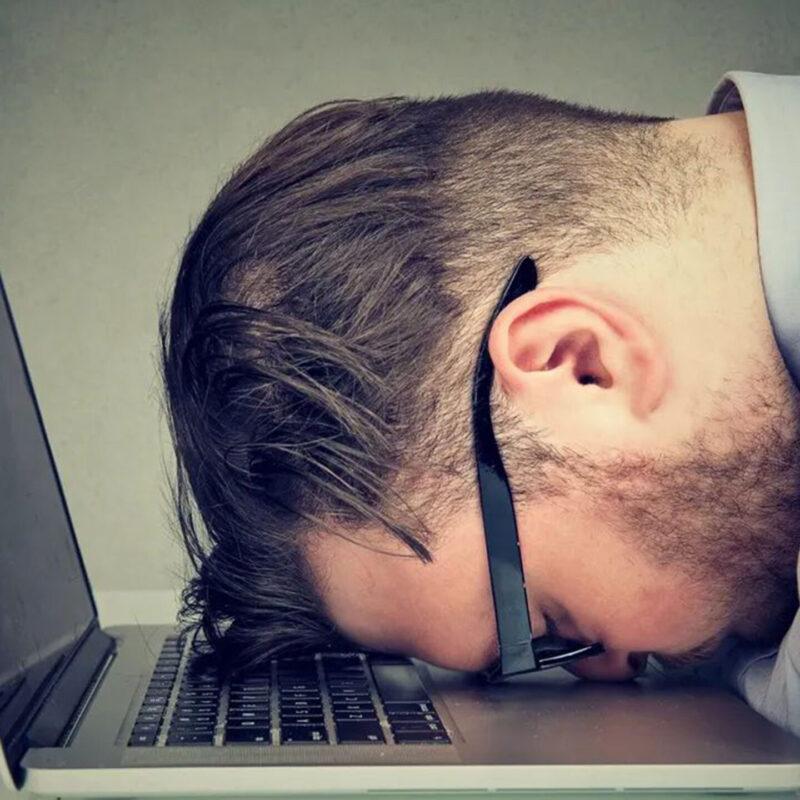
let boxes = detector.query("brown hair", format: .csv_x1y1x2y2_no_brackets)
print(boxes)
159,89,702,671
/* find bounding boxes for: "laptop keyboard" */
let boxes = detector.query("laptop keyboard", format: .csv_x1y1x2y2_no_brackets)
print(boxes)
128,636,452,747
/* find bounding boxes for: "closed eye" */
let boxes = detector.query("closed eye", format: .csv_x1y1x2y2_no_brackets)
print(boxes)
543,613,593,646
543,613,567,641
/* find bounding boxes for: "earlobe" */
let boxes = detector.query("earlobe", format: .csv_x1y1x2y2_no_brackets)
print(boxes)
487,286,668,423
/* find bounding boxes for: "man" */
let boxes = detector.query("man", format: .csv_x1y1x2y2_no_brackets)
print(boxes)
160,72,800,737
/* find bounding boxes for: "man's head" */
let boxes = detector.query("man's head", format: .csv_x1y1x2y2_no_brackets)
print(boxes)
161,90,800,679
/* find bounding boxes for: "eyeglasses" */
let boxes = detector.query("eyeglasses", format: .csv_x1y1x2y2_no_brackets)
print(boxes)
472,255,605,683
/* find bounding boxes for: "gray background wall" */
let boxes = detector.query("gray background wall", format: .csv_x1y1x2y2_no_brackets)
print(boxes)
2,1,800,798
2,0,800,603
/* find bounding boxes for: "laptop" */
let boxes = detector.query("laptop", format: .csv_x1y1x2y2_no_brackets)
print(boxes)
2,274,799,798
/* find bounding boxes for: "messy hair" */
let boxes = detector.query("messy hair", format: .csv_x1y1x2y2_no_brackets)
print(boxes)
160,89,701,672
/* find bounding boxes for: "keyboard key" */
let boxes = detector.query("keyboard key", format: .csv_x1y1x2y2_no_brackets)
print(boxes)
132,722,159,735
325,665,365,674
229,690,269,700
175,698,218,708
166,732,214,746
281,725,328,744
227,714,271,728
278,681,318,691
328,685,371,694
173,714,216,726
228,697,269,711
279,697,320,707
279,705,321,715
331,710,377,722
387,711,440,724
327,672,366,681
226,728,271,744
142,693,170,705
279,713,324,725
182,683,220,693
175,696,219,705
225,718,268,730
277,656,317,665
277,673,318,682
280,707,324,718
174,706,218,717
138,703,167,715
277,666,317,675
229,696,269,707
330,696,373,706
331,694,373,704
279,690,321,700
135,712,163,724
184,664,218,674
393,729,451,744
231,679,270,687
171,707,216,721
169,724,216,737
281,703,323,713
172,710,217,725
229,689,270,700
326,679,369,688
182,676,220,684
335,720,385,744
176,691,218,703
179,685,219,693
174,704,219,715
228,708,270,717
383,701,434,715
391,720,446,733
147,681,175,691
281,708,324,719
227,711,271,723
323,656,362,666
238,680,272,688
234,669,271,680
330,702,374,713
128,732,157,747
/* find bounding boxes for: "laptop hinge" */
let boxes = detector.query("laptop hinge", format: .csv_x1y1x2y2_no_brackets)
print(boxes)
4,622,114,788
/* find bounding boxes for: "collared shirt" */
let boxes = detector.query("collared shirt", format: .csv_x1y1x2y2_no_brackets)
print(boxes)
701,71,800,739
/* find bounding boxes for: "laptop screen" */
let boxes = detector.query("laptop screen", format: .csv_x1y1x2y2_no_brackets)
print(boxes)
0,278,96,704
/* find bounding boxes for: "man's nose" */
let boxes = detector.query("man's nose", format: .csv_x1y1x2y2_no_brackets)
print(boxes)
562,650,648,682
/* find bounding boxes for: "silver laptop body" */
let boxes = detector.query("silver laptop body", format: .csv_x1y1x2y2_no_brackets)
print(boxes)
2,276,799,797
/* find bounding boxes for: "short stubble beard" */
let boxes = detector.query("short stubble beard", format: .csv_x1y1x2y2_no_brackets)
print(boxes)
575,352,800,649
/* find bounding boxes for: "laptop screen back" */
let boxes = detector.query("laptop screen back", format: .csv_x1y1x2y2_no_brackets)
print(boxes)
0,278,95,707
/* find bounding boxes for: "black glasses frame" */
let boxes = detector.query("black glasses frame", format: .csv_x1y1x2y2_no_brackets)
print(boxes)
472,255,605,683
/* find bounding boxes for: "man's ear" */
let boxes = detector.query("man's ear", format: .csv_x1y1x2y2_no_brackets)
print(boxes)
487,285,669,447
